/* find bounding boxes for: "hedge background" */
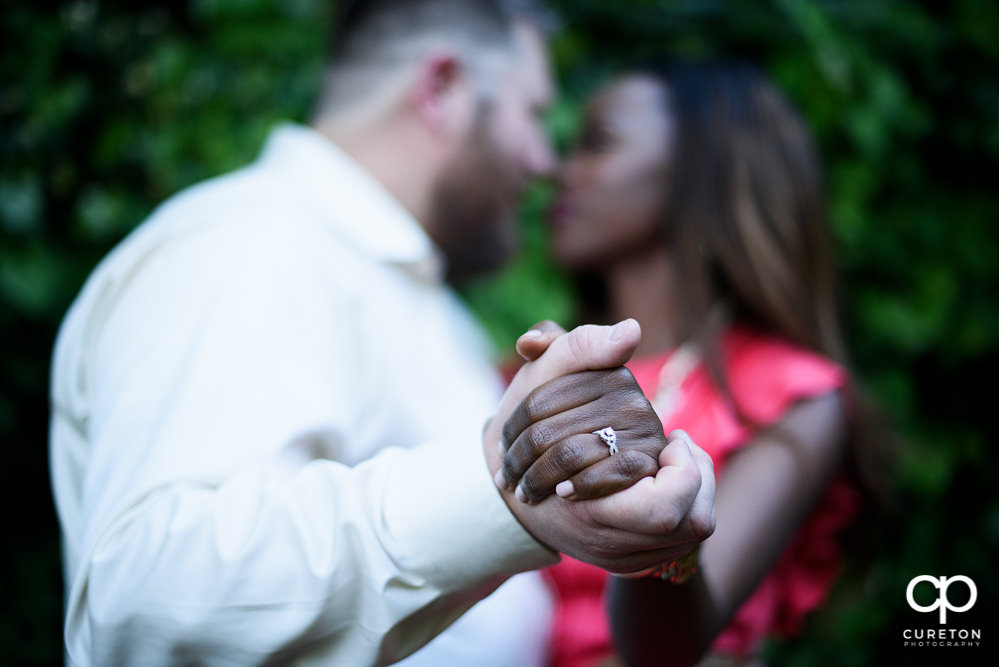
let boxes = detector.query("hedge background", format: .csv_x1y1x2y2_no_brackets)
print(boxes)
2,1,996,664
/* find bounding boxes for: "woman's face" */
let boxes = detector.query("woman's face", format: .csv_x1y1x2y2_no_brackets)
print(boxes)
549,75,674,271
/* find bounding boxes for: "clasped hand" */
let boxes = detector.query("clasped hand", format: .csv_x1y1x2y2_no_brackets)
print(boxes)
483,320,716,574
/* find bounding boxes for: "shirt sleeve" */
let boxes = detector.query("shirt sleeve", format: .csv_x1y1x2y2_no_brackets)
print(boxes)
709,330,847,471
58,217,556,665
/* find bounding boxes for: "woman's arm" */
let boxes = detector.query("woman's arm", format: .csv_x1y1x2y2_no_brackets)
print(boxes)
610,391,846,666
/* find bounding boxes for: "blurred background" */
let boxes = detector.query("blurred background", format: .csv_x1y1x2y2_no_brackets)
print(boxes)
1,0,996,664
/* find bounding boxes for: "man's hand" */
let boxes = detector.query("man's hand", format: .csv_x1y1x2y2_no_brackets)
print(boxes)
483,320,716,574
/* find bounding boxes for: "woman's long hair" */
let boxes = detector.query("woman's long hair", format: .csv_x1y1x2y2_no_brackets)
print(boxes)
658,61,839,359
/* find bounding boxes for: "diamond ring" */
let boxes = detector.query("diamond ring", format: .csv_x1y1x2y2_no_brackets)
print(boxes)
592,426,618,455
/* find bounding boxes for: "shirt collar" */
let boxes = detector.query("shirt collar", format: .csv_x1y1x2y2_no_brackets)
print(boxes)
255,122,444,284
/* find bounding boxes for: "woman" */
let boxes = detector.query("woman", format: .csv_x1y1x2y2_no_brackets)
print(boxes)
506,60,891,666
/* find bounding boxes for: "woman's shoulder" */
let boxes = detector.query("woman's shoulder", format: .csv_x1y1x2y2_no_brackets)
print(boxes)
723,325,847,423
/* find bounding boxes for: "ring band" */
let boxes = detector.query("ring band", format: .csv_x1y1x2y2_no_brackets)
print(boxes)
592,426,618,455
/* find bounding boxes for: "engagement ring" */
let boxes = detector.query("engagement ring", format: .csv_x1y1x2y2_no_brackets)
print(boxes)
592,426,618,455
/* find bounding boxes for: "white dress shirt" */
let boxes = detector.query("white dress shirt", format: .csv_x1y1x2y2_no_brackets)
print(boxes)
50,123,557,666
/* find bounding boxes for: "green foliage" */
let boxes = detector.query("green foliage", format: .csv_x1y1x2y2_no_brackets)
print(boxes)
2,1,996,663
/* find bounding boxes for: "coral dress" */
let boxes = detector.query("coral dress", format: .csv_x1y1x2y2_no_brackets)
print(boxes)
544,326,860,666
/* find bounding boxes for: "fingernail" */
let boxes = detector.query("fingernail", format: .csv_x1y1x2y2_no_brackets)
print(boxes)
521,329,543,339
515,484,528,503
609,318,633,341
555,480,575,498
494,469,508,490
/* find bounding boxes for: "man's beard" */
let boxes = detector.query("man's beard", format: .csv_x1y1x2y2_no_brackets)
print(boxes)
429,108,521,285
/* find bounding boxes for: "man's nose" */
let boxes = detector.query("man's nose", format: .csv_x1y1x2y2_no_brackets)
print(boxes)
524,130,558,179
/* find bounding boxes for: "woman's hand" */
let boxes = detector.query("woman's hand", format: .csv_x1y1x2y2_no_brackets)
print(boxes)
495,336,673,503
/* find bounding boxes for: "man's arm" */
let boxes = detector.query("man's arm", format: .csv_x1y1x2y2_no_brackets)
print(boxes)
57,224,558,666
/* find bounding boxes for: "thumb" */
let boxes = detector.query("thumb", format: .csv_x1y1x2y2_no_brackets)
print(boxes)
515,320,567,362
517,319,640,388
485,319,641,456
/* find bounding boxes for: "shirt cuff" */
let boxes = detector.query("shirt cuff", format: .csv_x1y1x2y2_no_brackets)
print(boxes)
380,433,558,594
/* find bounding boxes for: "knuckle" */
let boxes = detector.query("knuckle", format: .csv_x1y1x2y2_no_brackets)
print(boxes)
629,392,653,414
524,422,556,455
550,440,583,472
622,403,646,423
693,510,717,540
501,420,518,449
521,391,550,423
609,366,635,387
696,446,716,472
638,452,661,477
674,466,702,498
636,415,666,442
519,472,542,500
623,408,660,440
501,453,523,480
637,424,660,444
654,507,681,535
681,461,703,486
565,325,592,362
614,450,645,480
627,393,654,417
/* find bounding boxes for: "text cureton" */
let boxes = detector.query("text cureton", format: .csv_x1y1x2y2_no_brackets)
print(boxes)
903,629,981,639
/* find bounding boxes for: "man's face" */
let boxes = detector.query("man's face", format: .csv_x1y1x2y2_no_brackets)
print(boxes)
430,23,555,284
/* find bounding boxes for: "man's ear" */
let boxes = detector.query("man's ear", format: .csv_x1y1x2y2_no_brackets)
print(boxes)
411,54,473,138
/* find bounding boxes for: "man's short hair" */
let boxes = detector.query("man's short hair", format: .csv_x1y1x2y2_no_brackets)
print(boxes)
315,0,551,115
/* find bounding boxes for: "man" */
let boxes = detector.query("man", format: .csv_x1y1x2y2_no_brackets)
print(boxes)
49,1,715,665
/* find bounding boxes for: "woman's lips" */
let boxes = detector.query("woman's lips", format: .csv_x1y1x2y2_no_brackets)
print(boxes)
547,195,575,227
